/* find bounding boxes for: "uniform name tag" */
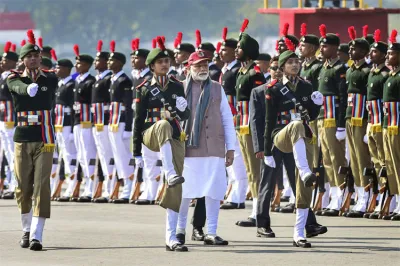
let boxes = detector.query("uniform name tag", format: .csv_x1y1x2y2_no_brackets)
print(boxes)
291,113,301,121
27,115,39,123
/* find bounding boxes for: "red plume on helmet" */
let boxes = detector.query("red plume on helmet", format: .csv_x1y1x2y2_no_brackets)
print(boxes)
97,40,103,52
195,29,202,48
319,24,327,38
50,49,57,61
216,42,222,53
38,37,43,49
11,44,16,52
390,30,398,44
222,27,228,41
27,29,35,45
152,38,157,49
20,40,26,47
348,26,356,41
362,25,369,38
176,32,183,44
110,40,116,53
131,39,136,51
373,29,381,43
282,23,289,36
161,36,166,44
285,38,296,52
157,36,166,51
73,44,79,57
3,42,11,53
240,18,249,34
300,23,307,37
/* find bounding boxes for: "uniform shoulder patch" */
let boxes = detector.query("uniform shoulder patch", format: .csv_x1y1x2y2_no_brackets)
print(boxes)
7,70,20,80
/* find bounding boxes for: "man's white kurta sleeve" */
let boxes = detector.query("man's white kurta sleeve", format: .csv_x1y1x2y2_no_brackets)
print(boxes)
220,87,236,151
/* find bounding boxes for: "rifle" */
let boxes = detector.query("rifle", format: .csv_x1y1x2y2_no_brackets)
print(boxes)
338,165,355,216
378,167,392,219
312,148,325,212
92,156,104,199
363,166,379,214
130,166,143,202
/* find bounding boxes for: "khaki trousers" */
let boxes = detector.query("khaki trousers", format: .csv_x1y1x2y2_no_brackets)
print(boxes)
317,120,347,187
14,142,53,218
367,123,385,185
346,119,372,187
143,120,184,212
309,120,319,168
273,121,312,209
383,129,400,195
237,132,260,198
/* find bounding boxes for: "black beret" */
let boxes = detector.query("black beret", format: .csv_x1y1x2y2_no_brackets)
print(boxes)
300,34,320,47
2,51,18,62
320,33,340,46
96,51,110,60
349,38,370,52
76,54,94,65
222,38,238,49
42,46,52,53
41,57,53,69
257,53,271,61
198,42,215,53
131,48,150,58
110,52,126,65
176,43,195,54
57,59,74,68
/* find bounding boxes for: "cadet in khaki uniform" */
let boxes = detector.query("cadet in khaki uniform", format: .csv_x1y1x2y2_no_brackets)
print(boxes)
133,37,190,251
317,25,349,217
264,49,322,248
344,27,372,218
382,31,400,221
299,23,323,170
234,20,266,227
364,30,390,219
7,30,56,251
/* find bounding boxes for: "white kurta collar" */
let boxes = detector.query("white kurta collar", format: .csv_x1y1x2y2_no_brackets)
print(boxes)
77,72,90,84
111,70,124,83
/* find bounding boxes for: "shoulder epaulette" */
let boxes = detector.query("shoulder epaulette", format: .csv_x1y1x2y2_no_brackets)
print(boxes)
170,75,183,84
135,79,150,91
7,70,20,80
267,79,277,88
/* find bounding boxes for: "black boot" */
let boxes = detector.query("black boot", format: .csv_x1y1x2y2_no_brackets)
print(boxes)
191,227,205,241
20,232,30,248
204,235,228,245
29,239,43,251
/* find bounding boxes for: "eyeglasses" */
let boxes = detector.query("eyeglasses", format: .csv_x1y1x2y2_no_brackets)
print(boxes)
270,66,279,71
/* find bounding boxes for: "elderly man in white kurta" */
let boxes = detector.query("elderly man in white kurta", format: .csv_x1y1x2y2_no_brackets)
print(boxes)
176,50,235,245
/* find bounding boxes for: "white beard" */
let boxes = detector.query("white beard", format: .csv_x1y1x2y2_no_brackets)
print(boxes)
191,69,209,81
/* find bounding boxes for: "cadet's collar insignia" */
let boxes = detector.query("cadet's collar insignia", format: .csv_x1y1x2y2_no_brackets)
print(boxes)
239,84,242,89
41,86,48,91
302,96,308,101
324,77,328,82
388,82,391,87
370,83,374,87
374,43,378,47
172,94,177,99
1,85,4,89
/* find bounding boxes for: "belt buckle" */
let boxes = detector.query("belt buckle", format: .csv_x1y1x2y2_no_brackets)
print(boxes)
27,115,39,123
150,87,160,97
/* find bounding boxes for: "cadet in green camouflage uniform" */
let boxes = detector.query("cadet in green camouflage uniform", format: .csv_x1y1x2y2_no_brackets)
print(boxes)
7,30,56,251
133,37,190,252
344,27,373,218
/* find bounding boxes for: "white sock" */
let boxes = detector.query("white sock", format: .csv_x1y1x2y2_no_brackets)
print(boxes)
205,197,220,236
321,182,331,208
120,178,132,199
249,198,258,219
293,208,308,241
292,138,312,180
177,198,191,234
30,217,46,242
160,141,177,181
21,209,33,232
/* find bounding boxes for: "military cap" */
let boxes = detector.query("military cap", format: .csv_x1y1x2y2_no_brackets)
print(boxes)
57,59,74,68
176,43,195,54
146,37,170,66
257,53,271,61
369,29,387,54
20,30,41,59
348,26,370,51
299,23,319,47
388,30,400,51
77,54,94,65
319,24,340,46
278,50,298,68
338,44,350,54
198,42,215,53
2,42,18,62
132,49,150,58
42,45,52,54
41,57,53,69
222,38,238,49
239,33,259,60
95,40,109,60
110,52,126,65
279,35,300,47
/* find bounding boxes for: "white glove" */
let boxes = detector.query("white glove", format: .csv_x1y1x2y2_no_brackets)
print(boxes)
27,83,38,97
135,156,144,168
363,134,368,144
311,91,323,106
175,96,187,112
264,156,276,168
336,127,346,141
122,131,131,140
